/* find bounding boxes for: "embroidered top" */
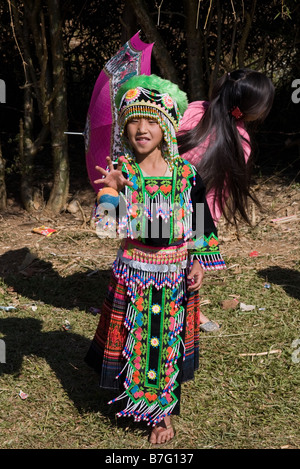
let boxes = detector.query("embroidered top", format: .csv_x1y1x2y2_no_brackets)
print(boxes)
94,156,226,282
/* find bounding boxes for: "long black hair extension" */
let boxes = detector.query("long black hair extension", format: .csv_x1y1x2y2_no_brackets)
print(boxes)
177,68,275,225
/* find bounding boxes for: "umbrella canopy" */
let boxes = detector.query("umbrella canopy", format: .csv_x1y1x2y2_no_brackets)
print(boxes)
85,32,154,193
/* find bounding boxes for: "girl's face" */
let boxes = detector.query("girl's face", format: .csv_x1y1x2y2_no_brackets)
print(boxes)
126,117,163,158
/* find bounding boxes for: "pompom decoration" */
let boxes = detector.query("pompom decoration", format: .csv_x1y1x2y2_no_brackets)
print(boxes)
230,106,243,119
97,187,120,209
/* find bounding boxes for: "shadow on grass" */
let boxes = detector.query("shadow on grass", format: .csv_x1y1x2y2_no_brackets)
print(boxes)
0,316,149,437
0,248,125,422
258,266,300,300
0,247,110,311
0,316,123,419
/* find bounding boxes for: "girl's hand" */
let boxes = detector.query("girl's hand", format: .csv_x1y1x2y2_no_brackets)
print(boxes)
187,259,204,292
94,156,133,192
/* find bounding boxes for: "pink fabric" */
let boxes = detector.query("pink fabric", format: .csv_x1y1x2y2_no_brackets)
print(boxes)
179,101,251,223
85,32,154,193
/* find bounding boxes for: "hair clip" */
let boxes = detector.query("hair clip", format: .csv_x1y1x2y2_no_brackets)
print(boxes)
231,106,243,119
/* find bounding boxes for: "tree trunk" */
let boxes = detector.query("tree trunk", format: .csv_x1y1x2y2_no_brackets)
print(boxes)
183,0,207,100
20,86,36,212
46,0,69,214
12,1,50,212
11,0,68,214
0,139,7,211
238,0,257,68
120,0,138,44
208,0,222,95
12,2,35,211
127,0,180,85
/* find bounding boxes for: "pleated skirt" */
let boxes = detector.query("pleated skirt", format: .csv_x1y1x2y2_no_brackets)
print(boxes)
85,267,200,424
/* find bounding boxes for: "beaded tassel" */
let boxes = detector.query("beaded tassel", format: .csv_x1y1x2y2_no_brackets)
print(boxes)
109,286,185,427
112,260,187,298
196,253,226,270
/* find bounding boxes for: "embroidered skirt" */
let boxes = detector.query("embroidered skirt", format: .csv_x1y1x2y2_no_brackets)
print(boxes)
85,239,201,425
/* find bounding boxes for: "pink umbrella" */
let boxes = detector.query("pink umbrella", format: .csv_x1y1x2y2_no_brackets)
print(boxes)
84,32,154,193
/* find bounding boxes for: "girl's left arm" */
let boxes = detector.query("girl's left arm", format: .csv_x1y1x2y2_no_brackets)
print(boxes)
187,258,204,292
190,171,226,271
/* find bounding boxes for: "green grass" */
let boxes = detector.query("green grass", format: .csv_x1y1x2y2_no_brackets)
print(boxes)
0,223,300,449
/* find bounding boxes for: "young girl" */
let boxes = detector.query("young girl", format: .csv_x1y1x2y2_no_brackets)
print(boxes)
177,68,275,331
85,74,226,444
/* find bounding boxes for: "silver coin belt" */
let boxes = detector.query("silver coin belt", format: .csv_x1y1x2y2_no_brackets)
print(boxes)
117,249,187,273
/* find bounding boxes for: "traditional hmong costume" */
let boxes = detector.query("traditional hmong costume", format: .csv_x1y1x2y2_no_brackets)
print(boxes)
85,75,226,426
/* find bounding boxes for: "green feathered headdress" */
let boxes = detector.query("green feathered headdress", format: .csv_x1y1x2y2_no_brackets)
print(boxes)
115,74,188,167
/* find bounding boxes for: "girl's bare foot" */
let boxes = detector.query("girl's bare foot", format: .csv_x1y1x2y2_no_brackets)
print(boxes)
149,416,174,444
200,312,210,324
200,312,220,332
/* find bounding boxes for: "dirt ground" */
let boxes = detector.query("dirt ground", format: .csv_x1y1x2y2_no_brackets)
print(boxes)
0,174,299,284
0,170,299,450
